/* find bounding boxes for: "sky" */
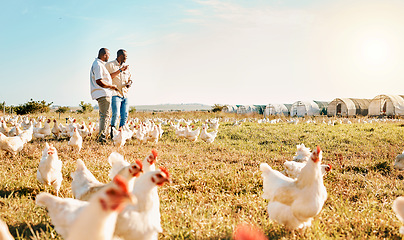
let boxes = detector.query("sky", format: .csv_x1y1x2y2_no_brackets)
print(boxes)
1,0,404,107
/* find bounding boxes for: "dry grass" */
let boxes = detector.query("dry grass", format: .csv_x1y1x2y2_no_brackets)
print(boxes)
1,112,404,239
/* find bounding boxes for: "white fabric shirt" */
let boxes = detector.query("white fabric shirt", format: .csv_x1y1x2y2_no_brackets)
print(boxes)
105,59,132,98
90,58,113,100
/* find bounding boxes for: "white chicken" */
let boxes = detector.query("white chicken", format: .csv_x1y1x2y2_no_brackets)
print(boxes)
157,123,164,138
108,151,154,189
33,131,46,140
36,175,134,240
78,121,91,138
112,127,132,147
108,152,131,180
208,119,220,130
111,126,120,140
19,123,33,144
184,125,200,142
7,123,22,137
394,150,404,170
0,120,11,135
292,143,311,162
37,144,63,196
135,126,147,143
68,127,83,152
146,125,160,143
114,167,171,240
71,159,104,200
174,124,187,139
67,175,134,240
260,146,327,229
73,156,143,201
200,123,218,143
0,219,14,240
140,149,158,173
0,132,25,155
283,160,332,179
393,196,404,234
67,118,78,133
34,119,52,137
52,119,62,139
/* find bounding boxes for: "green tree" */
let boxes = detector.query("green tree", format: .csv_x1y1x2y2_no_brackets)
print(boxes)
129,106,136,113
0,102,4,113
212,104,224,113
14,99,53,115
56,106,70,113
77,101,94,113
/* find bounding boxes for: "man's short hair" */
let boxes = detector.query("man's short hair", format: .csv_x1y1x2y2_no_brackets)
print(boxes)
117,49,126,57
98,48,109,56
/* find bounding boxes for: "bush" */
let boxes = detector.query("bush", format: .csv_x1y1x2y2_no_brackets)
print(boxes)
212,104,224,112
0,102,7,113
56,106,70,113
77,101,94,114
14,99,53,115
129,106,136,113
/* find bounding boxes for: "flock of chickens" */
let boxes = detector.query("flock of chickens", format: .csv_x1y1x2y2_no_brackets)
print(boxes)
34,147,170,240
3,137,170,240
0,116,220,156
2,114,404,239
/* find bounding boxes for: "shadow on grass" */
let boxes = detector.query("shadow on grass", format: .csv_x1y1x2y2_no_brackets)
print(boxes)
0,187,38,198
7,221,54,239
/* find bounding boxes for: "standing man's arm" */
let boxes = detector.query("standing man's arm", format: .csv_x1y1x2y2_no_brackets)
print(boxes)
95,79,122,96
109,65,129,79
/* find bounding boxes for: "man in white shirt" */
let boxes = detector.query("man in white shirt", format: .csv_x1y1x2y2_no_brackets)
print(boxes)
106,49,133,137
90,48,127,143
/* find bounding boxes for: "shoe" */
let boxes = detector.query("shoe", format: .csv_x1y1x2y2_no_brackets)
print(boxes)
98,134,108,144
110,126,114,139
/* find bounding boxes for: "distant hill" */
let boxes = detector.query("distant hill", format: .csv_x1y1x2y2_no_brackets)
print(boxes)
133,103,212,112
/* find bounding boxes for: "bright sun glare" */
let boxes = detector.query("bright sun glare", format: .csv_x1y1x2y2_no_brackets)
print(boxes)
361,38,390,66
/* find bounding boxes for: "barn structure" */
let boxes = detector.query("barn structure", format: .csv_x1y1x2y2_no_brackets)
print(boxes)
368,94,404,117
327,98,371,117
254,105,266,115
314,101,329,115
223,105,238,113
290,101,320,117
237,105,258,114
263,104,290,117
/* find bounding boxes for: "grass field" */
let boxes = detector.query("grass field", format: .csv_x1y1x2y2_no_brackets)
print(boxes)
1,111,404,239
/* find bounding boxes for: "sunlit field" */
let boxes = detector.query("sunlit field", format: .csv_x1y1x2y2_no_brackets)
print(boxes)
1,111,404,239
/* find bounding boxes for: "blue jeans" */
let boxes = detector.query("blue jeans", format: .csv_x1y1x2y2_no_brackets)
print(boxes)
111,96,129,128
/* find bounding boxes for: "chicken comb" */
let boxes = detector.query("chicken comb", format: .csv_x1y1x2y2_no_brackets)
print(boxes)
113,175,129,193
47,146,56,155
316,145,321,153
151,149,158,158
135,159,143,170
159,166,170,179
